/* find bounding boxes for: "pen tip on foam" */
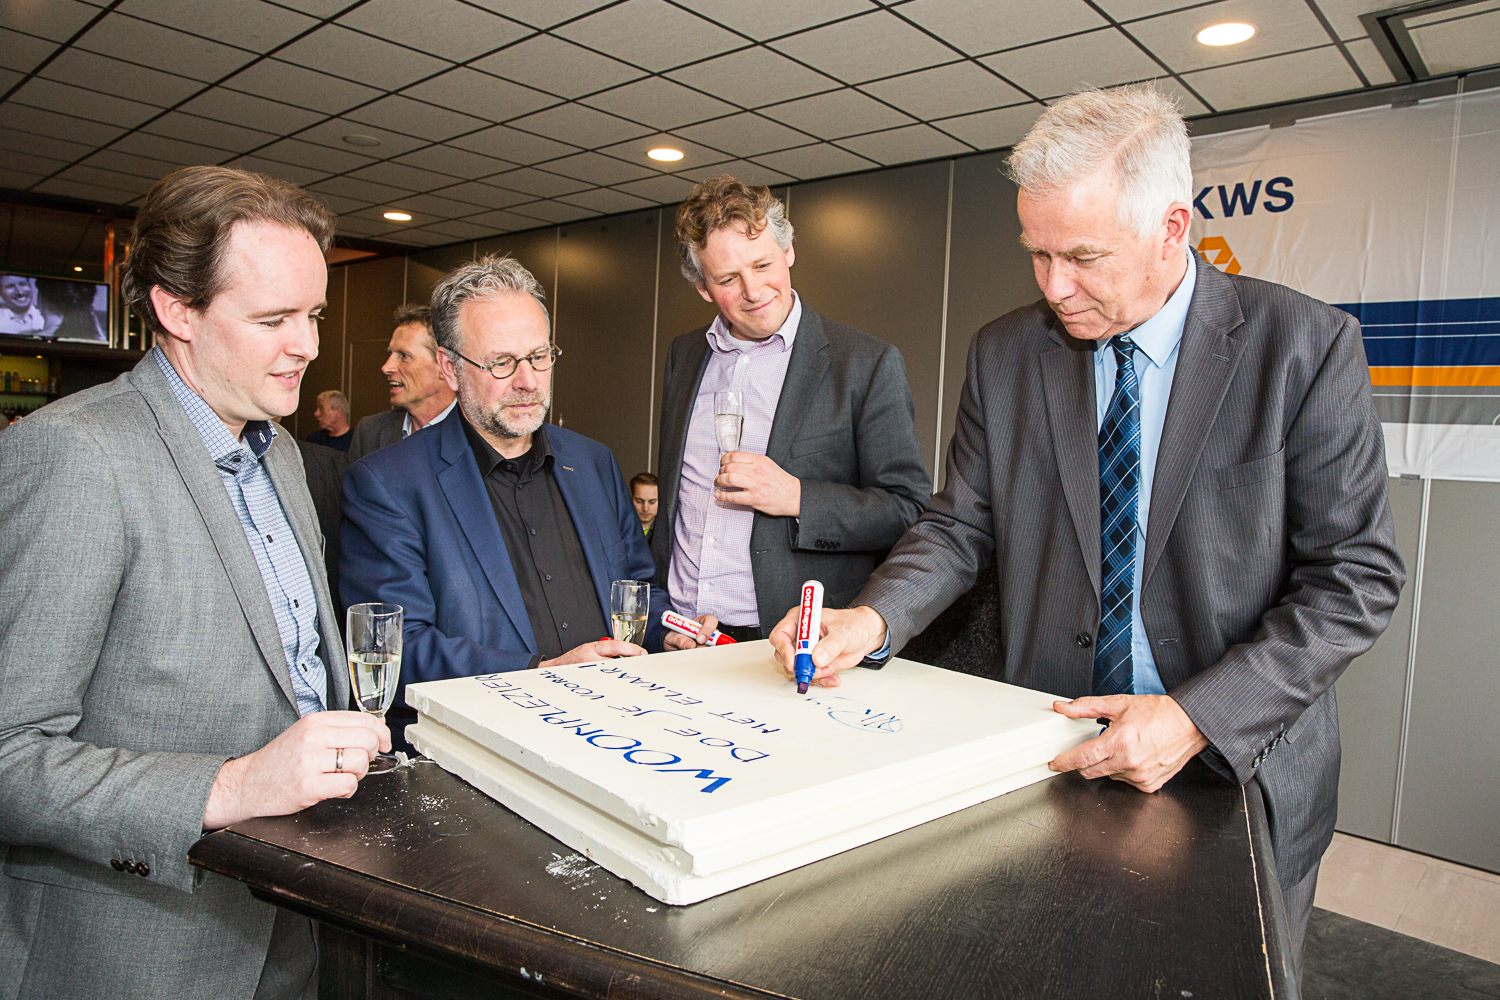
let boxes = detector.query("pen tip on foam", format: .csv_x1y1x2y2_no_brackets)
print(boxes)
797,682,809,694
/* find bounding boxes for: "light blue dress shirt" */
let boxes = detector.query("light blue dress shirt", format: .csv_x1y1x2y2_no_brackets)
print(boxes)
1092,255,1196,696
155,348,329,716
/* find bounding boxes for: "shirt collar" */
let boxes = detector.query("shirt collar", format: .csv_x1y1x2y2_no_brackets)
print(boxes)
403,397,458,437
461,411,551,478
706,290,801,356
152,346,277,464
1107,252,1196,369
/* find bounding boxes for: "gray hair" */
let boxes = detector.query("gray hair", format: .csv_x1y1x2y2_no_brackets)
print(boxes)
428,254,550,355
315,389,349,416
1005,85,1192,240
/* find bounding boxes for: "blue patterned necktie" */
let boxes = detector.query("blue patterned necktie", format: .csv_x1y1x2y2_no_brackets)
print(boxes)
1095,335,1139,697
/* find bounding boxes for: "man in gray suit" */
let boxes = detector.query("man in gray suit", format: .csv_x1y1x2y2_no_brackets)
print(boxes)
655,175,931,648
347,304,457,461
0,166,388,999
772,87,1403,976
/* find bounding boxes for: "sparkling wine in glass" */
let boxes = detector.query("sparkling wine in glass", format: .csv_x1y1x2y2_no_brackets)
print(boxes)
714,390,744,453
347,602,403,773
611,579,649,645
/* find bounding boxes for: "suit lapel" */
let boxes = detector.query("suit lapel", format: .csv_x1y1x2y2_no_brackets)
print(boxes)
1040,329,1103,598
1143,258,1246,586
764,305,830,467
131,359,299,711
546,427,613,615
434,415,538,653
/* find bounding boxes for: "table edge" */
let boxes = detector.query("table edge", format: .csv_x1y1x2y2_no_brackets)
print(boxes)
1245,779,1300,1000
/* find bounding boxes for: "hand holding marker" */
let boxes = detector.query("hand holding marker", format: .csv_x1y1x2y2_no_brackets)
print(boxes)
793,580,824,694
661,610,736,647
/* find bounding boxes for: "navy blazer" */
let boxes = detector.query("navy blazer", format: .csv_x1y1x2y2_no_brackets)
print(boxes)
340,413,665,689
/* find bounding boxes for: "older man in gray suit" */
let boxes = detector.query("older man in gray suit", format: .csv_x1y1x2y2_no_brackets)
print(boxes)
0,167,388,999
773,87,1404,978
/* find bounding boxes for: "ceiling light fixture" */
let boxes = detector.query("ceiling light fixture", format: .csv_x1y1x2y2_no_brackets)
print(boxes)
73,266,83,272
647,147,684,162
1197,22,1256,45
383,211,413,222
343,134,381,147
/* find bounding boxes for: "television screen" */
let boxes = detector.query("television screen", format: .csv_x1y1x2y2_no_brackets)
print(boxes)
0,272,108,342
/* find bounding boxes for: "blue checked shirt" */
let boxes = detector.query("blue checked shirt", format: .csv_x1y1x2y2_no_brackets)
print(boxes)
154,348,328,716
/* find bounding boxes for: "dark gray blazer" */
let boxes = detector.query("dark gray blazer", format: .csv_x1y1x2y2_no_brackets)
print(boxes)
652,303,931,634
860,254,1404,890
294,437,349,617
0,356,348,999
347,406,405,462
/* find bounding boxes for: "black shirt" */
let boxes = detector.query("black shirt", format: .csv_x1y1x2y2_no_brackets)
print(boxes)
305,428,353,452
462,415,606,662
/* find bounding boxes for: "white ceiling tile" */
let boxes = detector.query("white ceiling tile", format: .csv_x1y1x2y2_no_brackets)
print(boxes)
678,158,795,187
675,112,812,157
537,151,655,185
932,102,1045,151
0,168,46,190
759,88,914,138
10,77,161,128
559,187,655,214
267,0,352,16
255,137,377,173
380,228,458,246
465,1,614,29
0,105,126,148
276,24,451,91
899,0,1109,56
221,59,383,116
612,172,697,202
344,94,489,141
117,0,317,52
1092,0,1200,20
1127,0,1333,74
448,124,580,164
338,0,531,62
1409,3,1500,76
507,103,650,147
771,11,956,84
1181,45,1363,110
472,34,645,99
394,144,516,179
52,164,156,194
110,130,233,166
313,192,373,215
667,46,840,108
294,118,430,156
836,123,972,164
752,142,876,180
402,68,557,124
861,61,1028,119
462,207,552,231
346,162,459,191
419,183,533,210
0,0,103,42
82,148,180,178
179,88,324,134
1145,77,1213,117
554,0,743,72
0,126,95,163
423,218,508,240
595,133,731,173
682,0,874,41
0,27,56,73
32,180,139,206
332,216,391,236
582,77,737,130
1305,0,1389,41
4,148,70,176
142,111,276,152
481,166,593,197
982,28,1168,99
309,174,414,204
511,200,597,224
0,66,24,93
225,154,329,186
40,48,202,107
76,14,256,81
1343,36,1397,85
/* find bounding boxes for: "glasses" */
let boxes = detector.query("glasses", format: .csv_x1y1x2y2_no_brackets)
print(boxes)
449,345,562,380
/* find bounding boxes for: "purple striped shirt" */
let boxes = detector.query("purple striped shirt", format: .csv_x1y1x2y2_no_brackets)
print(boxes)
668,294,803,627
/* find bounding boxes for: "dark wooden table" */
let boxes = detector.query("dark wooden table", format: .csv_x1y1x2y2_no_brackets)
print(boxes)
190,757,1296,1000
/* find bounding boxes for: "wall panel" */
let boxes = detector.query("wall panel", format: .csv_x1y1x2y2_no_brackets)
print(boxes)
476,228,559,316
294,265,345,439
343,255,408,424
650,207,720,473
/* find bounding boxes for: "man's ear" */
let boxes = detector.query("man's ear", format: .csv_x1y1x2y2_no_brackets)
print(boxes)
436,346,461,393
695,283,714,304
1161,202,1192,260
784,243,795,268
149,286,197,341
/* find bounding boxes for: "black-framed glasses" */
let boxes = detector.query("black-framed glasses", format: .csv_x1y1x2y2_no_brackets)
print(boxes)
448,345,561,380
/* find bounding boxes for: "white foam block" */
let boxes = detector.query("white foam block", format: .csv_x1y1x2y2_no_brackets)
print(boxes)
406,641,1096,905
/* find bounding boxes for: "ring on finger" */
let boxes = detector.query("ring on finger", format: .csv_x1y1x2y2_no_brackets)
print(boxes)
334,747,344,773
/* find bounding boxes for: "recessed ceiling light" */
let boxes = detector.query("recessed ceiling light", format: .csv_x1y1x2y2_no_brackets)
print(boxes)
647,147,684,162
383,211,412,222
73,266,83,272
343,134,381,147
1197,22,1256,45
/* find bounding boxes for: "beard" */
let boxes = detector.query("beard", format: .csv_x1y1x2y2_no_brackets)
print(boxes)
458,368,551,439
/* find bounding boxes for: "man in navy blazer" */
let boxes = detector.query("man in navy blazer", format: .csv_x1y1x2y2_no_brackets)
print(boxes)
341,256,663,731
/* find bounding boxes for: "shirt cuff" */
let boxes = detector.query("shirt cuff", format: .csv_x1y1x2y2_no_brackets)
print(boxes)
862,631,892,667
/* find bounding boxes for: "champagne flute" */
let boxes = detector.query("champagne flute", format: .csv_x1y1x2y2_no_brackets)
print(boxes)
347,602,403,774
714,390,744,453
610,580,649,646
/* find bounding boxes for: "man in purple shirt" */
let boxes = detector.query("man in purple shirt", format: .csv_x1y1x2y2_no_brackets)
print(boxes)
652,175,931,648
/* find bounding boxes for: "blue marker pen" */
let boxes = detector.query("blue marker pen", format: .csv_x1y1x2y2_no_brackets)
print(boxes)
793,580,825,694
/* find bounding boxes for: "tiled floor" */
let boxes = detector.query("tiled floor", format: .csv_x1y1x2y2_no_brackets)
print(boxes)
1315,831,1500,964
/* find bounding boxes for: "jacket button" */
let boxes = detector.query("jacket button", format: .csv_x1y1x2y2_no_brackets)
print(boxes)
111,858,125,872
137,863,151,877
1075,633,1093,648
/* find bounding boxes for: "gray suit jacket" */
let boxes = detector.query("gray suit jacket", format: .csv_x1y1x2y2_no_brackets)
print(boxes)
652,303,931,634
860,255,1404,889
0,356,348,1000
347,406,405,462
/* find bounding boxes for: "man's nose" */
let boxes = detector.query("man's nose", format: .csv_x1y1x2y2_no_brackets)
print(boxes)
381,353,398,376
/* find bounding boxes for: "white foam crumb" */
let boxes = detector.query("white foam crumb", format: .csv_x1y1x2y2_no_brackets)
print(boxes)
544,853,599,880
646,907,657,913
